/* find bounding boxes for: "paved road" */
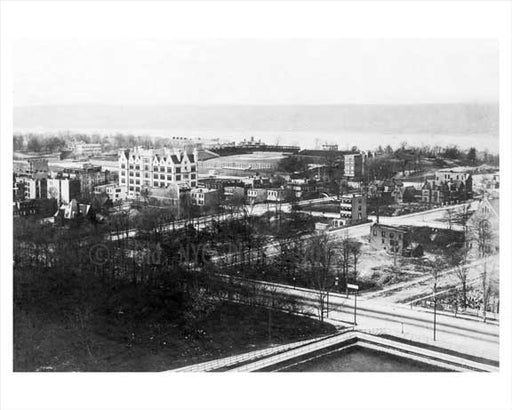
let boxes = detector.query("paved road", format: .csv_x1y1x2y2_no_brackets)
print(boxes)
229,276,499,361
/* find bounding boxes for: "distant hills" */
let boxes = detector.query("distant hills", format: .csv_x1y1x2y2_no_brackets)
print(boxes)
14,103,498,135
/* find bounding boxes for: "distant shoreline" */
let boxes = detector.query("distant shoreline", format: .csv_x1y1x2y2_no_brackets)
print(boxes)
13,127,499,153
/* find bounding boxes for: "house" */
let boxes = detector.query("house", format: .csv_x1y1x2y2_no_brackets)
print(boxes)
94,183,127,202
369,223,416,255
51,199,92,223
191,188,219,208
339,194,367,225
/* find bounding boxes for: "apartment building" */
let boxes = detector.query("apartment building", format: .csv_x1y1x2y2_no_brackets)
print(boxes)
60,164,109,193
119,147,198,199
339,193,367,225
343,153,363,179
47,178,81,204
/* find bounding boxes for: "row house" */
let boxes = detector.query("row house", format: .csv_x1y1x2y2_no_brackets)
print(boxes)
119,147,198,199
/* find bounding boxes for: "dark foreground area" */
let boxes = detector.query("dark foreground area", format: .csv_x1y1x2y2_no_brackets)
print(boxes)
279,346,450,372
14,301,335,372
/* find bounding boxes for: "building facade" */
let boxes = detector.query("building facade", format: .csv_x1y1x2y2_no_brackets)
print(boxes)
119,147,198,199
47,178,81,204
339,194,367,225
247,188,268,204
369,223,411,254
94,183,128,202
191,188,219,207
344,154,363,179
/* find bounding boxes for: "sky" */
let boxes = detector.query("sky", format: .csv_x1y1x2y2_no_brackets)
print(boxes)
13,39,498,106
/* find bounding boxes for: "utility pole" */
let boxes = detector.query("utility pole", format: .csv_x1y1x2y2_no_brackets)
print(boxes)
432,263,439,341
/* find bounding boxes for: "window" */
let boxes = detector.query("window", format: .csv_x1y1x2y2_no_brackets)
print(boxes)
153,166,158,172
381,231,386,237
121,164,126,169
176,175,181,181
160,167,165,172
154,182,158,187
121,178,125,184
191,174,196,180
191,165,196,172
167,175,173,181
389,232,394,238
129,172,134,177
144,165,149,171
167,167,173,173
160,174,165,180
382,238,385,244
175,167,181,174
373,229,377,236
129,179,134,185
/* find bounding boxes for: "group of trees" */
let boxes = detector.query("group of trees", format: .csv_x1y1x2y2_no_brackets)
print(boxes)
443,204,498,319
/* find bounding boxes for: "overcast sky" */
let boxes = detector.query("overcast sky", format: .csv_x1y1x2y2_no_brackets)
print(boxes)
13,39,498,106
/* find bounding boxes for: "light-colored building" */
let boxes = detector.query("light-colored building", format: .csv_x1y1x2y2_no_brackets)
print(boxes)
322,144,339,151
339,193,367,224
344,153,363,179
267,188,287,202
94,183,127,202
75,143,102,157
119,147,198,199
47,178,81,204
191,188,219,207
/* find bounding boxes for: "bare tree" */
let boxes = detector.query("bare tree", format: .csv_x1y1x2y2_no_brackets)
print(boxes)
470,212,495,322
305,232,340,321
